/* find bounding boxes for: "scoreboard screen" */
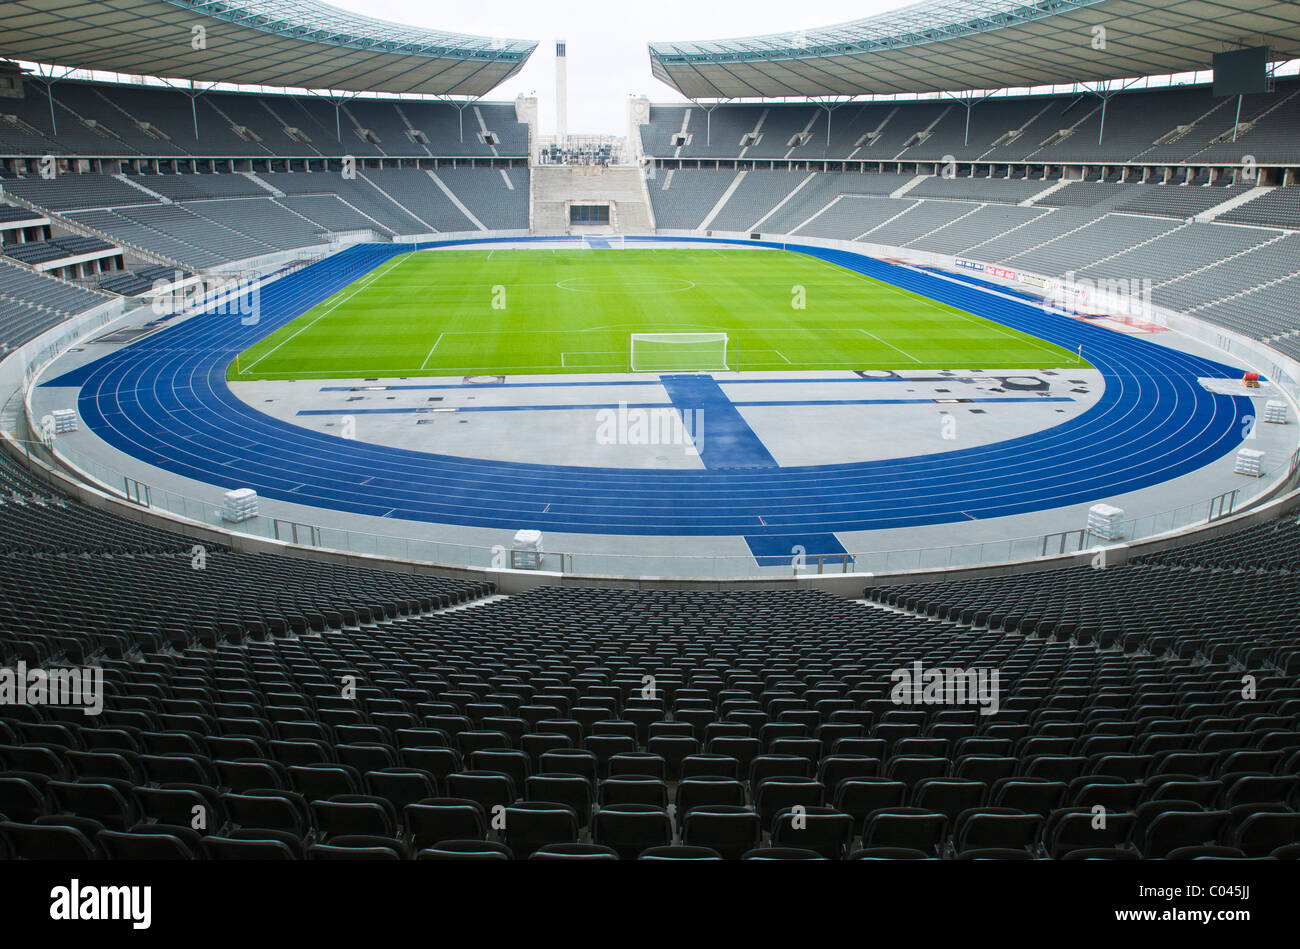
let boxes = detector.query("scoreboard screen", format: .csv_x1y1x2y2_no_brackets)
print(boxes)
1213,46,1269,96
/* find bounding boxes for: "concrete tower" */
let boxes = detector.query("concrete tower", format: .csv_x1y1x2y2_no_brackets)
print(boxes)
555,40,567,147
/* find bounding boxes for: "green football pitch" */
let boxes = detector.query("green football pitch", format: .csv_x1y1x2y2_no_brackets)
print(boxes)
229,248,1085,380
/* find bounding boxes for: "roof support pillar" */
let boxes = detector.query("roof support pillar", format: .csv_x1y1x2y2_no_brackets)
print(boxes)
434,95,480,145
816,100,847,149
941,90,993,149
1083,79,1135,147
162,79,215,142
307,90,361,145
35,66,76,138
686,99,729,148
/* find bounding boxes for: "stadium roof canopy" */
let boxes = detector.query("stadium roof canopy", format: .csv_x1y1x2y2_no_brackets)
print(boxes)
649,0,1300,99
0,0,536,97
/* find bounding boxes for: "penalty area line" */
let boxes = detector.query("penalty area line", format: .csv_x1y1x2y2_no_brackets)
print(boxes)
239,253,409,375
419,333,445,369
561,351,625,368
859,328,922,364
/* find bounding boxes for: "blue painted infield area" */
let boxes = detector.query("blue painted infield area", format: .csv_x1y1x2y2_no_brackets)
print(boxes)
659,373,779,470
43,237,1252,560
744,532,851,568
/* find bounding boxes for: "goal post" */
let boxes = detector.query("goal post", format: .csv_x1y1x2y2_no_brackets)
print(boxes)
630,332,730,373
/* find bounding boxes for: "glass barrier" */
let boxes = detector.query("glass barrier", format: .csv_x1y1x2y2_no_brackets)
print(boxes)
7,429,1296,581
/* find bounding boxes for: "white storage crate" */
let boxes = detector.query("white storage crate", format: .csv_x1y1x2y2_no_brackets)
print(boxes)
1234,448,1265,477
51,409,78,433
510,529,543,569
1087,503,1125,540
221,488,259,522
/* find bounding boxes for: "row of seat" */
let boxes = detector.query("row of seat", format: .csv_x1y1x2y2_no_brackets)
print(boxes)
5,789,1296,860
2,422,1300,858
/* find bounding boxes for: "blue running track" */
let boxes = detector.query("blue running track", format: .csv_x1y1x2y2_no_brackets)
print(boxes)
43,237,1252,546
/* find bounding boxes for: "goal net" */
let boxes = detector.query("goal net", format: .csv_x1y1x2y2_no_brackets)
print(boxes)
630,332,730,372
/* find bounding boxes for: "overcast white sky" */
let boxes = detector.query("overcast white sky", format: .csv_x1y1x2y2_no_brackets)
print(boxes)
327,0,911,136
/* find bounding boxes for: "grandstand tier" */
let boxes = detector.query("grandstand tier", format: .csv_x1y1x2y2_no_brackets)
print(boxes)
0,424,1298,861
1,0,1299,890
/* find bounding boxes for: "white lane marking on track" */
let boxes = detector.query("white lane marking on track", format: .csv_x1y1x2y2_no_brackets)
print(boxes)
81,246,1251,533
110,341,1220,527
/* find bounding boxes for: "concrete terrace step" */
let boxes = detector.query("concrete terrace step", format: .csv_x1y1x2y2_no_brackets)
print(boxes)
531,165,653,235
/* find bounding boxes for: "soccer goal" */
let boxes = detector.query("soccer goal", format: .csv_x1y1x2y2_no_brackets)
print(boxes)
630,332,730,372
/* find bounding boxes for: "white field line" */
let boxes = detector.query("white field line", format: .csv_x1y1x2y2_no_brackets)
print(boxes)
805,255,1069,363
561,351,625,368
859,327,922,363
239,354,1066,380
241,254,410,374
751,348,793,364
419,333,445,369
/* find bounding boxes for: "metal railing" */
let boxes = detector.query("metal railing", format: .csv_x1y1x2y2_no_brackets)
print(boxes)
12,430,1292,580
794,553,857,575
1041,529,1088,557
271,518,321,547
1208,489,1238,522
122,477,150,507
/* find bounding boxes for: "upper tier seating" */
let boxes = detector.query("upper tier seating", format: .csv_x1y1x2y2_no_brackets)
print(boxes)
0,82,528,159
638,78,1300,164
0,169,535,269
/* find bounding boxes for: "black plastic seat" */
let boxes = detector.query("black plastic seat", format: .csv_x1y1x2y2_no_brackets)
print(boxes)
200,835,298,860
771,805,855,859
638,845,724,860
741,846,826,860
593,804,672,859
524,773,594,828
682,804,760,860
503,801,580,857
311,794,399,840
0,820,101,860
98,828,198,860
529,842,619,861
223,789,309,836
848,846,932,860
308,841,402,860
417,839,513,860
861,807,947,855
404,798,486,849
952,807,1043,854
